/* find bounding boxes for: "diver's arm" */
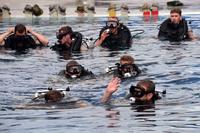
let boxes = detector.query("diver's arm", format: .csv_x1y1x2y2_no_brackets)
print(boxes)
26,27,49,46
95,30,109,46
0,28,14,45
101,77,121,103
158,19,169,40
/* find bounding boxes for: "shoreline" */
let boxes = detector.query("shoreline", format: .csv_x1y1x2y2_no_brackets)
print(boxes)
0,0,199,18
8,10,200,18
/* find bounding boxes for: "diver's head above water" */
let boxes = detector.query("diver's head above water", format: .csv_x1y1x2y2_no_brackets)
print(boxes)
128,80,161,103
106,17,120,34
33,87,70,103
14,24,27,36
120,55,134,65
44,90,64,103
170,8,182,25
105,55,141,78
65,60,83,79
56,26,73,45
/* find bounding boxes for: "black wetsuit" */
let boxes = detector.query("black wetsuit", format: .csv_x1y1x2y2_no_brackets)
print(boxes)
158,18,189,42
99,24,132,50
51,32,83,52
4,34,37,50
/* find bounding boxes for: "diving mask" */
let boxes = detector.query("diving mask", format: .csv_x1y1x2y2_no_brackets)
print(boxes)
106,21,118,28
129,85,150,98
120,64,137,78
66,65,83,78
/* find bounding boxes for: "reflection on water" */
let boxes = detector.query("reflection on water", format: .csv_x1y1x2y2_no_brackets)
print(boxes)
0,14,200,132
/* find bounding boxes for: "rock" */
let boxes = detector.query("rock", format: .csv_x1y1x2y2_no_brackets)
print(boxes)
23,4,33,13
49,5,66,17
32,4,43,16
167,0,184,6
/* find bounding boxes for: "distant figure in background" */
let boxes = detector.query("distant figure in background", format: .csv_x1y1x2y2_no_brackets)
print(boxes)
0,5,11,18
0,24,49,50
75,5,87,17
86,0,95,17
23,4,43,17
108,4,117,17
151,3,159,22
86,5,95,17
158,8,195,41
95,17,132,50
151,3,159,16
49,5,66,17
141,3,151,16
141,3,151,22
120,3,130,17
23,4,33,17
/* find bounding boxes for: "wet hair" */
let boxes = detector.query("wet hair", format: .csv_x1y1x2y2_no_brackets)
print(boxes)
44,90,64,102
14,24,26,34
58,26,73,38
120,55,134,64
137,80,155,92
66,60,80,69
137,80,161,100
170,8,182,16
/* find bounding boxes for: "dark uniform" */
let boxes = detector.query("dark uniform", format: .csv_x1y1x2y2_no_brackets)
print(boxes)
4,34,37,50
158,18,189,41
51,32,83,52
99,24,132,50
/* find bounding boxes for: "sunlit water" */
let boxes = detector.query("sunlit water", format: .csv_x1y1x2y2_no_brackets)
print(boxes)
0,14,200,132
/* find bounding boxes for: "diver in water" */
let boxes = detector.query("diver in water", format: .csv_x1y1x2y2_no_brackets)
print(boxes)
95,17,132,50
101,77,163,104
16,87,88,109
158,8,196,42
0,24,49,50
33,88,69,103
51,26,89,52
59,60,94,79
106,55,141,79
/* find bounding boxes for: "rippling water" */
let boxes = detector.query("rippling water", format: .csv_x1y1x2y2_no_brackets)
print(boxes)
0,14,200,132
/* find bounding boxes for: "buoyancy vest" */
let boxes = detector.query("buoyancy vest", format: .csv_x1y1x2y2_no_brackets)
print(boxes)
99,24,132,49
4,34,36,50
51,32,83,52
158,18,188,41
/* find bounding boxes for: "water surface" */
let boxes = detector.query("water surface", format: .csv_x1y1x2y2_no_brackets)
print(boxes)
0,15,200,132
